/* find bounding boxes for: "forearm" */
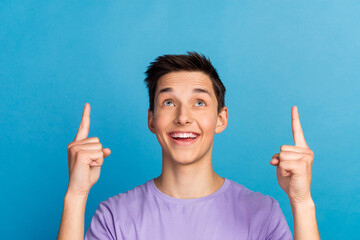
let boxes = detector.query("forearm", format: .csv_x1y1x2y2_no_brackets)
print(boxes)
290,198,320,240
57,192,88,240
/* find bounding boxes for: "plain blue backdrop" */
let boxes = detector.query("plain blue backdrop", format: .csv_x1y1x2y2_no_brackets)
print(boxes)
1,1,359,239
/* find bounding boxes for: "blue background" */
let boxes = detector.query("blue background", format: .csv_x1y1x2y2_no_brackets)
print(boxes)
1,1,359,239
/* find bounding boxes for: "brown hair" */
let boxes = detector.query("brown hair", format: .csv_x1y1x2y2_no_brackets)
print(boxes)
144,51,226,114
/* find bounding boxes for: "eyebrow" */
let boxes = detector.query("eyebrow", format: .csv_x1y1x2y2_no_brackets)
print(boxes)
158,87,212,98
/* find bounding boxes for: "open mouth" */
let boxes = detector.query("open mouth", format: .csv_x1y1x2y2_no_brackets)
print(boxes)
168,132,200,145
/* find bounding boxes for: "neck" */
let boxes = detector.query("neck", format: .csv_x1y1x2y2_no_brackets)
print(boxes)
154,148,225,199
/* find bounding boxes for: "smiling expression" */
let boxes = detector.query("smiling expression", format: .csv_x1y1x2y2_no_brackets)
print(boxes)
148,71,228,165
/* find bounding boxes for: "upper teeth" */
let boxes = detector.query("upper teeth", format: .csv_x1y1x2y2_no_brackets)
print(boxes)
170,132,198,138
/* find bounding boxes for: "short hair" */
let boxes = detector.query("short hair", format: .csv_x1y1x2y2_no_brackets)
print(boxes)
144,51,226,114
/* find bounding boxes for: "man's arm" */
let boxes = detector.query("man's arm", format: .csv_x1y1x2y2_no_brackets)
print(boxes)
57,192,88,240
57,103,111,240
270,106,320,239
291,199,320,240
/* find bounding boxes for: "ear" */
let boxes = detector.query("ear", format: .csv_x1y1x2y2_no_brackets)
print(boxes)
215,106,228,134
148,109,156,134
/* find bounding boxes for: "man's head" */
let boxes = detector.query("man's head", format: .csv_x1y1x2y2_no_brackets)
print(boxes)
144,52,228,165
144,51,226,115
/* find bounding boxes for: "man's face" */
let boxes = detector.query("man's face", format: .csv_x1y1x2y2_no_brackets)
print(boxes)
148,71,228,165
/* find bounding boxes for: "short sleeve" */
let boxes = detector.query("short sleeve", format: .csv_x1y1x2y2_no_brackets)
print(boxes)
265,199,293,240
84,201,117,240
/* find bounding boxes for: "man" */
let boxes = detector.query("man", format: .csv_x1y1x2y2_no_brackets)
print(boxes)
57,52,320,239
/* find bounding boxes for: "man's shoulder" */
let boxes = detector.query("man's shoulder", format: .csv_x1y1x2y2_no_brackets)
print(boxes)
227,179,278,209
98,179,152,210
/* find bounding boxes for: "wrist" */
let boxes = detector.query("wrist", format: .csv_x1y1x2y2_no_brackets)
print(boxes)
63,192,88,213
290,197,315,212
65,190,89,201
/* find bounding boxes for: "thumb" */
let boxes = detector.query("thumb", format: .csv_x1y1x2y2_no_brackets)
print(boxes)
103,148,111,158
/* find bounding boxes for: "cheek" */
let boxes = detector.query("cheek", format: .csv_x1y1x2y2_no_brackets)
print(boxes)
198,114,217,133
154,112,171,131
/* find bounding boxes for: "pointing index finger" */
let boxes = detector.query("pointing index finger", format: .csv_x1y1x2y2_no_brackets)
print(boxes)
74,103,91,142
291,106,308,148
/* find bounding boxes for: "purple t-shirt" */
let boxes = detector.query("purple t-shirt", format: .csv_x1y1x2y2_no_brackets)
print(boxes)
85,178,292,240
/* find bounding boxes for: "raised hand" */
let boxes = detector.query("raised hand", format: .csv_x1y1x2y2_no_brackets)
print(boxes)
270,106,314,205
66,103,111,197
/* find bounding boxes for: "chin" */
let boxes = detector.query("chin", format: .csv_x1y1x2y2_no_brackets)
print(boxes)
173,158,198,165
169,153,200,165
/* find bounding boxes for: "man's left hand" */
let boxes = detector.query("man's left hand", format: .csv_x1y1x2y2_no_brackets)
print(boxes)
270,106,315,206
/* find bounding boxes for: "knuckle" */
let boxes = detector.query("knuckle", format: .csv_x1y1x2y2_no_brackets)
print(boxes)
309,149,314,157
76,151,86,160
69,145,78,153
94,137,100,142
98,143,103,149
67,142,76,150
303,154,313,163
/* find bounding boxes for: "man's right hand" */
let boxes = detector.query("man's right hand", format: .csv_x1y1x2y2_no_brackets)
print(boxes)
66,103,111,197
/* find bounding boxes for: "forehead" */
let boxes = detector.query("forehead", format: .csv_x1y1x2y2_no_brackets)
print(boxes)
156,71,214,94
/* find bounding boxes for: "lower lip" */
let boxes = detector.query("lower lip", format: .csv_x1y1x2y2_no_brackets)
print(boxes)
168,134,200,146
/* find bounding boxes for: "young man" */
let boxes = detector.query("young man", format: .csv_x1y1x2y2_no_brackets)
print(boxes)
57,52,320,239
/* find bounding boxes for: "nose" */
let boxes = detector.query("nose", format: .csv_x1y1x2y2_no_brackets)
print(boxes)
174,103,192,125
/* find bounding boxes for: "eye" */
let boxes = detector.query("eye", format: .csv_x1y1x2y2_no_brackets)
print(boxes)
195,100,206,107
163,100,174,106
